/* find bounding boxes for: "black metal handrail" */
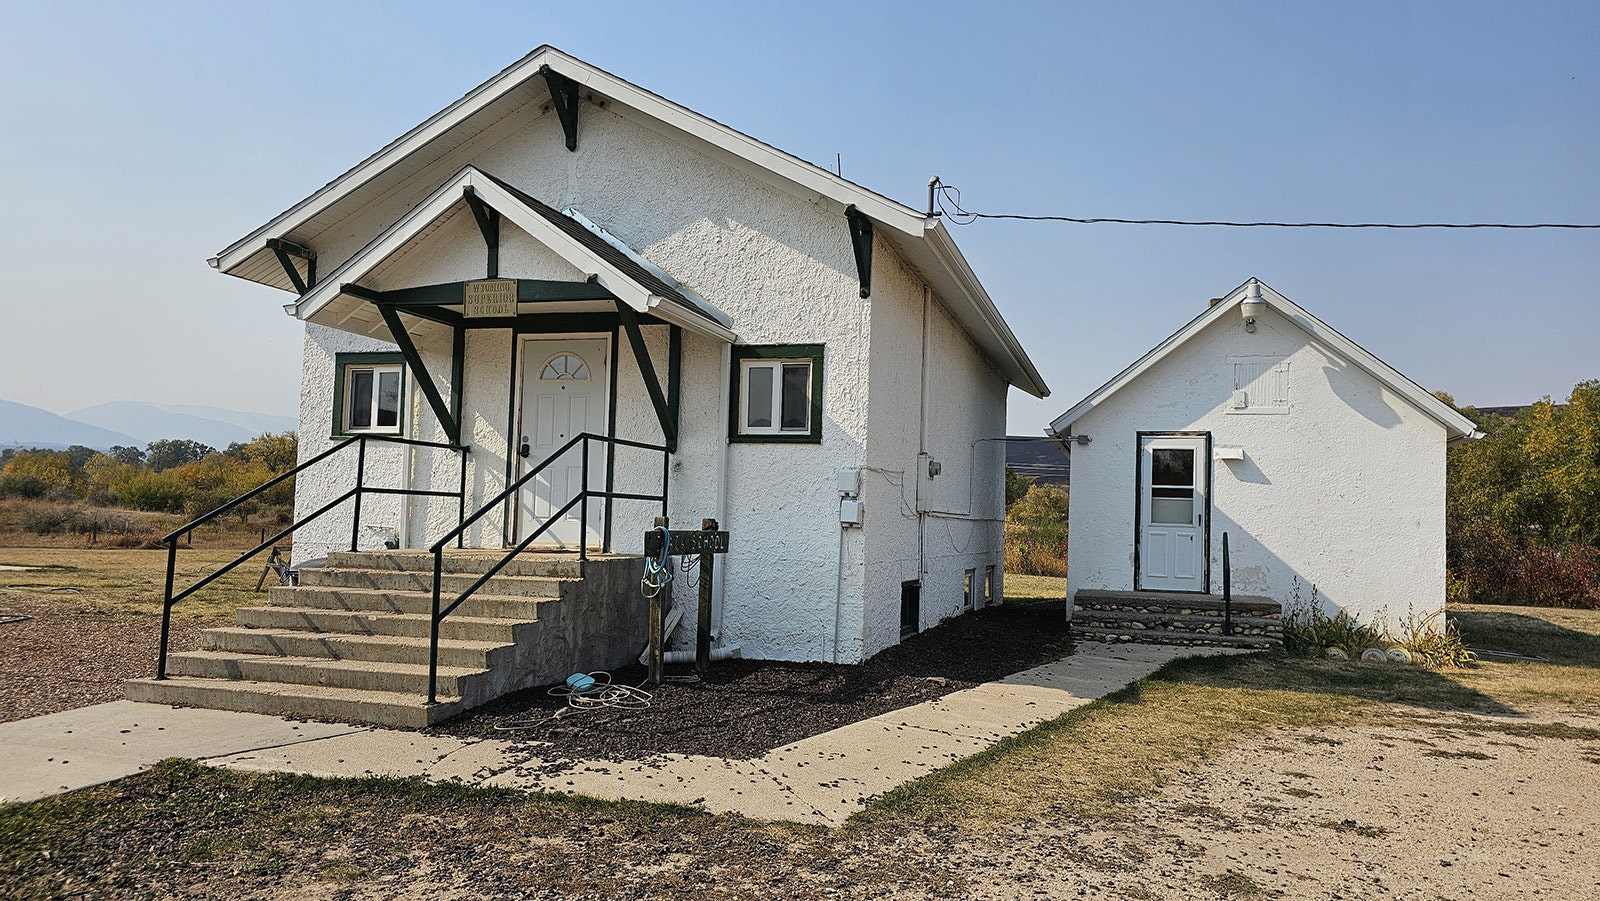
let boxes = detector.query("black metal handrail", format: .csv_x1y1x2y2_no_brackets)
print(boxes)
424,432,669,703
155,433,468,680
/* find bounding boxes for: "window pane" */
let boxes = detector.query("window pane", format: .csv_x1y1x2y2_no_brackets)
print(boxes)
348,369,373,429
746,365,773,429
1151,448,1194,486
376,370,400,428
780,363,810,430
1150,490,1194,524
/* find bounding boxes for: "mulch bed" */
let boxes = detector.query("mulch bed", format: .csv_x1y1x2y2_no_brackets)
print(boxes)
430,599,1072,760
0,595,200,723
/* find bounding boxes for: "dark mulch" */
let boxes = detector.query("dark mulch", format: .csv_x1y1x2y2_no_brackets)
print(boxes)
431,599,1072,760
0,595,201,723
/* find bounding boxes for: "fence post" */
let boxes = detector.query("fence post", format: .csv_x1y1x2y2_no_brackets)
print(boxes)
697,518,716,673
1222,532,1233,636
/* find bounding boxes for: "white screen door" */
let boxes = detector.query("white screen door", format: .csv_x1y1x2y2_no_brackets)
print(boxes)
515,338,608,548
1138,434,1208,592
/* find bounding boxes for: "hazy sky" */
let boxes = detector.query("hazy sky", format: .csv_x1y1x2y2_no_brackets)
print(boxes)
0,1,1594,432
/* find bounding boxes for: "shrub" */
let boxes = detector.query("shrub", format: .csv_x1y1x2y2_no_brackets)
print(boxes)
1005,484,1069,577
117,470,191,513
1283,580,1475,669
1449,520,1599,609
20,506,77,535
0,473,49,499
1394,610,1476,669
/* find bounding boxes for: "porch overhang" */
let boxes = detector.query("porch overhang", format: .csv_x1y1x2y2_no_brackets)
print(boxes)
289,166,738,345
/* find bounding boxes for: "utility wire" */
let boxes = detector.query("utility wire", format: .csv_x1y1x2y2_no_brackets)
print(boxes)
932,183,1600,230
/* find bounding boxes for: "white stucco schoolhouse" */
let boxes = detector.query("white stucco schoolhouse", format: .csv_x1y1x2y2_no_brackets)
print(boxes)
211,46,1047,668
1048,278,1478,639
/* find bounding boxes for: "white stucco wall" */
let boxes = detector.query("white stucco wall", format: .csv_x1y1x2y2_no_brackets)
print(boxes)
285,96,1015,663
1063,305,1450,634
858,238,1009,659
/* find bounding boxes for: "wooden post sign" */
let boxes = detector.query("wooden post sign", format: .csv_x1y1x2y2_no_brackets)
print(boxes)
642,519,730,682
463,278,517,318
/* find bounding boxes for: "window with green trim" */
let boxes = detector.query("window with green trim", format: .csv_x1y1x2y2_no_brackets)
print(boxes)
729,344,823,443
333,352,406,437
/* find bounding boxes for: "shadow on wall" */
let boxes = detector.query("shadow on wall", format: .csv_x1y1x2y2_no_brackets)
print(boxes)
1318,347,1403,430
1218,454,1271,486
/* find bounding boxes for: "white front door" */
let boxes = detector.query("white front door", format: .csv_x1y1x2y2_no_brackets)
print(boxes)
515,337,609,549
1137,434,1208,592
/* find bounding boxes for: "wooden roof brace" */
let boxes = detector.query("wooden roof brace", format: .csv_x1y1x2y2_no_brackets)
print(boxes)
266,238,315,295
845,205,872,298
616,300,679,452
540,65,581,152
462,188,501,277
374,303,462,446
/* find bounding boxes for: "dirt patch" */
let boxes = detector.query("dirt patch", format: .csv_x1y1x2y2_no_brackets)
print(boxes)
0,594,201,722
431,599,1072,760
918,710,1600,899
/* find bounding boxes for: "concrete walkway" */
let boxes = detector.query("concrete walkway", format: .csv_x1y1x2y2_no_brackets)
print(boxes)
1,642,1228,823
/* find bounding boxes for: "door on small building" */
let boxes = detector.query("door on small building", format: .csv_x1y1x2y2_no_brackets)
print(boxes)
514,336,609,549
1136,433,1210,592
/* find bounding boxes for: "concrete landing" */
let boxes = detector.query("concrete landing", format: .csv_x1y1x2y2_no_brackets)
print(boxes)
0,701,363,803
2,643,1235,823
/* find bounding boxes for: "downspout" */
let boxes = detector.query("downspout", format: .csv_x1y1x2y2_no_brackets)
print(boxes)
713,342,732,642
918,286,931,589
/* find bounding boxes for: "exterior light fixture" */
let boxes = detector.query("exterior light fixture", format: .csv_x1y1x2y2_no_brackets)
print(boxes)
1241,280,1266,333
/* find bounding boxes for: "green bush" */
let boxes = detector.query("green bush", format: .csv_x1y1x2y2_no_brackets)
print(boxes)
1005,484,1069,577
116,470,191,513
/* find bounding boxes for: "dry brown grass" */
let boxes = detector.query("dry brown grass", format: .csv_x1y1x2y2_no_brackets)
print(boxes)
0,547,268,622
863,603,1600,830
1002,572,1064,602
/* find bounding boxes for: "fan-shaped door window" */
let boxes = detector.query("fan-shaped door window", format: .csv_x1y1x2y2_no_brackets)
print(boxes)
540,353,590,381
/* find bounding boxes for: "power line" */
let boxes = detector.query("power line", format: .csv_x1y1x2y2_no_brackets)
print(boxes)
931,183,1600,230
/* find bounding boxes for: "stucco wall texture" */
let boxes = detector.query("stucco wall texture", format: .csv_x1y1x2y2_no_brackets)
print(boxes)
288,96,1011,663
1064,305,1449,634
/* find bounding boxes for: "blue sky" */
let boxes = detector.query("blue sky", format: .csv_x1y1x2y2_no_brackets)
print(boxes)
0,1,1594,432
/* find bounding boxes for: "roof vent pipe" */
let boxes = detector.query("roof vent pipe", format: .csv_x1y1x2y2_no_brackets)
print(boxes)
1240,280,1266,332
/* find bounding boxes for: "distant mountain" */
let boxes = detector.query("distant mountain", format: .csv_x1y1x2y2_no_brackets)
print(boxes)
1005,436,1070,487
154,404,298,438
67,402,297,449
0,399,138,450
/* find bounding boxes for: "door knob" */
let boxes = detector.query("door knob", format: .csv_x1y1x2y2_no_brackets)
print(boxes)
518,437,530,458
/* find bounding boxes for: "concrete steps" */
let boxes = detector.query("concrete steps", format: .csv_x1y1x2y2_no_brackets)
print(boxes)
1071,589,1283,650
125,677,463,728
126,550,649,727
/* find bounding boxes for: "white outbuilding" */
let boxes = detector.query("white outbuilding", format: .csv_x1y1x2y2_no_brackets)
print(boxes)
1048,278,1478,639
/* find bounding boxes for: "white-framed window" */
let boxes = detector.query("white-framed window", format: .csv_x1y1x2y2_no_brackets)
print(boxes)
730,345,824,443
964,569,977,611
985,565,998,607
335,353,405,436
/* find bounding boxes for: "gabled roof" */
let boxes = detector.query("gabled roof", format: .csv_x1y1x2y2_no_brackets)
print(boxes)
210,45,1047,397
293,165,738,343
1048,278,1481,442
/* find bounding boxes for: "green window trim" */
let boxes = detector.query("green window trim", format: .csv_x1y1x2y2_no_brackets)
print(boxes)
331,352,408,439
728,344,824,444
